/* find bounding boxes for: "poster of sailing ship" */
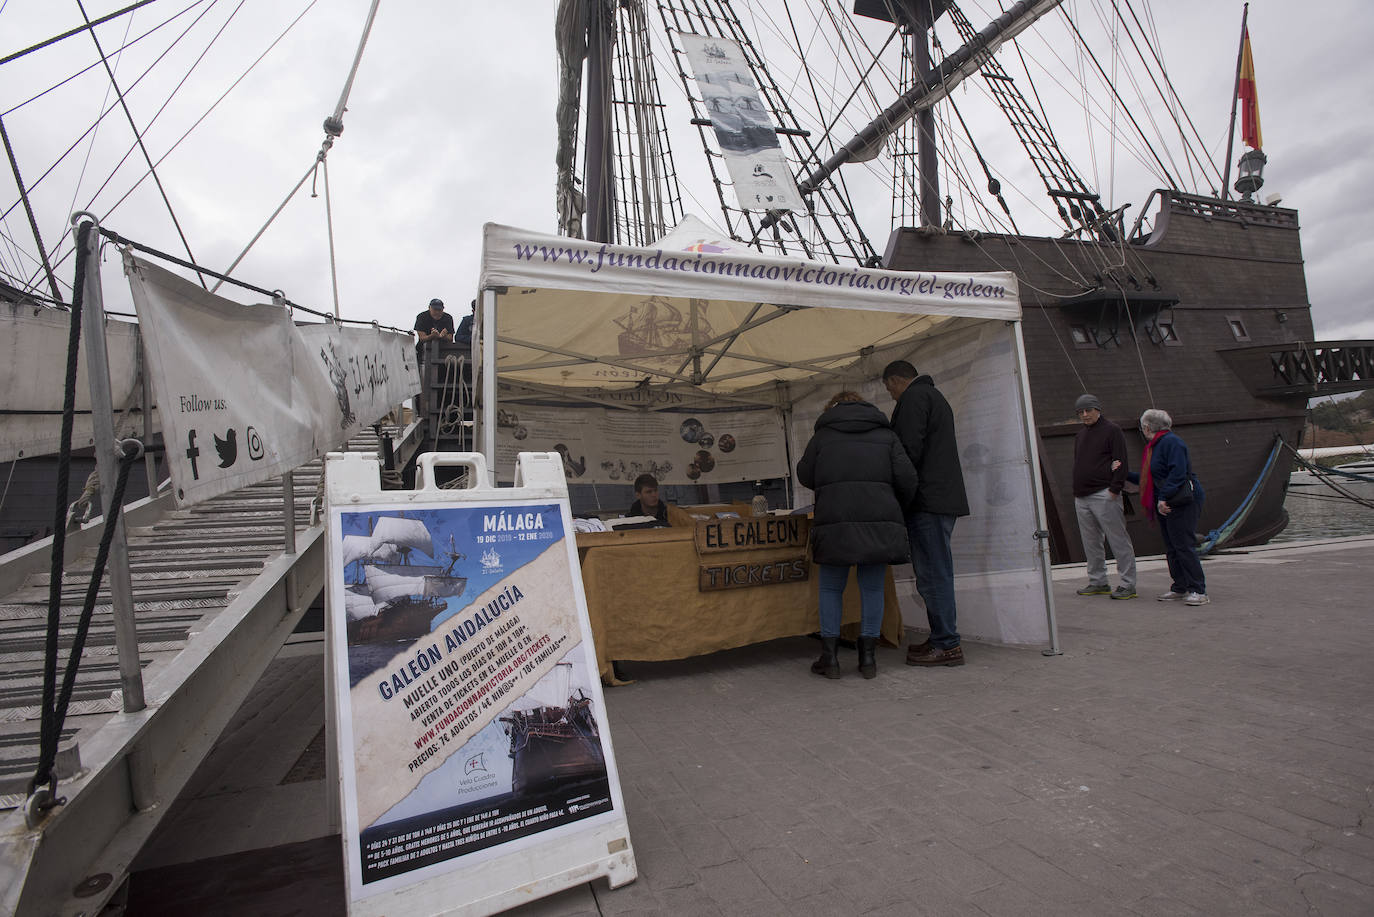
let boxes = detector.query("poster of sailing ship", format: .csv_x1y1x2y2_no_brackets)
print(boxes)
330,500,622,888
371,647,608,828
341,513,468,651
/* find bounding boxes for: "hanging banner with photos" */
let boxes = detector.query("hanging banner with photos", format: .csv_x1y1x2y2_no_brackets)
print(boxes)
493,403,788,485
679,32,805,212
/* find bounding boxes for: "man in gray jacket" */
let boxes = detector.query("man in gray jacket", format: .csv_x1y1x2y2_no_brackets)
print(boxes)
882,360,969,666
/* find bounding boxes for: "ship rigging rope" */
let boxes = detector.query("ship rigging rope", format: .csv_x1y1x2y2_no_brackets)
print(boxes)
210,0,379,314
76,0,207,288
1198,434,1284,555
1059,10,1178,191
26,222,142,812
1283,443,1374,509
1,0,221,228
11,0,318,299
0,0,162,67
95,226,408,332
1090,0,1194,193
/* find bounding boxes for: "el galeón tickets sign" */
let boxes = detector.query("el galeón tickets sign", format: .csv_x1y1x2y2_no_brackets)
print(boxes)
694,515,810,592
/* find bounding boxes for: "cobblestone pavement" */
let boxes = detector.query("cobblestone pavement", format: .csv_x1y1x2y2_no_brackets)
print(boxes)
130,537,1374,916
513,537,1374,917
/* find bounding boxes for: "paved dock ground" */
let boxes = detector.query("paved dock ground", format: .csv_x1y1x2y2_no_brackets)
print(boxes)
128,536,1374,916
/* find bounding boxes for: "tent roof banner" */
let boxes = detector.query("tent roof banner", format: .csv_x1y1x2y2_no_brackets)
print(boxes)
479,221,1020,396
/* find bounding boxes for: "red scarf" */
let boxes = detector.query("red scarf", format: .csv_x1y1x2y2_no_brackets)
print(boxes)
1140,430,1168,521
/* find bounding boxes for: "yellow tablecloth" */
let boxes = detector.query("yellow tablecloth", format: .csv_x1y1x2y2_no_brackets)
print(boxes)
576,526,902,683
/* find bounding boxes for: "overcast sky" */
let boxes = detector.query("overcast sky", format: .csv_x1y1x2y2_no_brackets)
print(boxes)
2,0,1371,341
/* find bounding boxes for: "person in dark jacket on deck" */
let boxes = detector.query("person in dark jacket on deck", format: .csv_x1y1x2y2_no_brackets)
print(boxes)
882,360,970,666
1072,393,1137,599
797,391,918,679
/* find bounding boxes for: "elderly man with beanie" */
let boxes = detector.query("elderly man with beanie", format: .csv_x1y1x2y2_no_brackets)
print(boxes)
1071,393,1137,599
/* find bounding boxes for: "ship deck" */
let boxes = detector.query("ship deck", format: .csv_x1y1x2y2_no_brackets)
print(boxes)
124,534,1374,916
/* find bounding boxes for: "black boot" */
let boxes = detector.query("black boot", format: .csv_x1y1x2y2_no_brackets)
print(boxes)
857,636,877,679
810,636,841,679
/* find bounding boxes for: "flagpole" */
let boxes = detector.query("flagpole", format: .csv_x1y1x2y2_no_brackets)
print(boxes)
1221,3,1249,201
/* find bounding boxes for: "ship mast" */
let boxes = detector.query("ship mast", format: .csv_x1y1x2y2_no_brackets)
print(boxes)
856,1,948,229
761,0,1065,235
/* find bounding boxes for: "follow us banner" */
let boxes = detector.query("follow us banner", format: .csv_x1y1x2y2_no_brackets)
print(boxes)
125,254,419,506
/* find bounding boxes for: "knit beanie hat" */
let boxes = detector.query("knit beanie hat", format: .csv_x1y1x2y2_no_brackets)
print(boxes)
1075,393,1101,412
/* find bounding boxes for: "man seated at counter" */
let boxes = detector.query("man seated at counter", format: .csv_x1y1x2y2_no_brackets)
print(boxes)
628,473,670,525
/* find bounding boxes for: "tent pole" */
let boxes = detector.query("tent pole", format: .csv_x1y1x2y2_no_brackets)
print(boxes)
1008,321,1061,656
480,288,497,484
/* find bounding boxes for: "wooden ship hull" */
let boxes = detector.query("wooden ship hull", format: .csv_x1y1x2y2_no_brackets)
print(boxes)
882,191,1372,563
501,696,606,796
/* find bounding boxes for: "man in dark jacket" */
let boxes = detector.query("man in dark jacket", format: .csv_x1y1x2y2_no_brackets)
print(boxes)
1071,393,1137,599
881,360,969,666
797,392,917,679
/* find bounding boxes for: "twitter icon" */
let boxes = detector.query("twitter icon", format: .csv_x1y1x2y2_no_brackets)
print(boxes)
214,429,237,468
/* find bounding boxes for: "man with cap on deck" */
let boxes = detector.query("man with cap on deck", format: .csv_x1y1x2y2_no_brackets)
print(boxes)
1072,393,1137,599
414,298,454,354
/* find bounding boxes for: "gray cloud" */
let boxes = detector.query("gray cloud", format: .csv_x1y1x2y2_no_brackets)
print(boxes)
3,0,1371,347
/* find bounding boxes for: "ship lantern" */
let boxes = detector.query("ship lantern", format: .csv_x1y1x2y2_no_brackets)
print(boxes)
1234,148,1267,201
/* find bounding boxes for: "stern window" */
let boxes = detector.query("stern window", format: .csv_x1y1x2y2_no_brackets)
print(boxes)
1152,318,1181,346
1226,314,1251,342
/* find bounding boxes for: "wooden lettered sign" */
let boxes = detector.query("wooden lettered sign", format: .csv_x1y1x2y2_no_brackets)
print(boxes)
698,556,810,591
693,516,810,555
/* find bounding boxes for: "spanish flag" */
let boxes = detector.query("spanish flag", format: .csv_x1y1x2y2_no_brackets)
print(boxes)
1239,25,1262,149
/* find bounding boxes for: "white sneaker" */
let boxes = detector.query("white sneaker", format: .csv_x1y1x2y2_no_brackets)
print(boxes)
1156,591,1186,601
1184,591,1210,606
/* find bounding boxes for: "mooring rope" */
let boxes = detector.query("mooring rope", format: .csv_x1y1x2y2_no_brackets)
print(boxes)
27,221,149,821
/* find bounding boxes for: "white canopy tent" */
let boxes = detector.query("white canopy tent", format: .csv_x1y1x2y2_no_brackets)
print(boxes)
476,220,1058,649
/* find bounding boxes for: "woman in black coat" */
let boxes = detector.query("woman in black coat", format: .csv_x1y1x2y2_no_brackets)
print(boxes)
796,391,918,678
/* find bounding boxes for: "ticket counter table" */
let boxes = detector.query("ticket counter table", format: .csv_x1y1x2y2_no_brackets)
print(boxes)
575,504,903,683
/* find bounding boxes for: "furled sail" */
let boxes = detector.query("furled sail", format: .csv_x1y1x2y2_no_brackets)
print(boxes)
344,584,381,621
364,563,465,605
341,534,374,568
368,516,434,559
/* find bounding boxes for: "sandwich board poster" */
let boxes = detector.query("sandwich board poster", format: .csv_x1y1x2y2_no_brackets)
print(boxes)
327,496,628,902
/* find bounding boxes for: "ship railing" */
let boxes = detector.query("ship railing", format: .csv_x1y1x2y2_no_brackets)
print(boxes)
1128,189,1300,243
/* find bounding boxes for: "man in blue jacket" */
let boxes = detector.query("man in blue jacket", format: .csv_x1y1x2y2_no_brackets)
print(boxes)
881,360,969,666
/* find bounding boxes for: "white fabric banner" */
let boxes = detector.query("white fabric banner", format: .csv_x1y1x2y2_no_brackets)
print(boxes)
679,33,805,213
125,255,418,505
493,403,787,485
481,224,1020,323
0,301,149,463
788,322,1050,646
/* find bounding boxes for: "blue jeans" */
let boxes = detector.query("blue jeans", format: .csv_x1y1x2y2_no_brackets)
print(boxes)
817,563,886,638
906,511,959,648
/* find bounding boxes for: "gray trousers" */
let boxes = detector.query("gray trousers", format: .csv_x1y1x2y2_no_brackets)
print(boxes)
1075,490,1136,590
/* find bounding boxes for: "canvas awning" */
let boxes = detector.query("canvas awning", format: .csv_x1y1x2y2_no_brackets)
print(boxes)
479,219,1019,401
474,219,1058,649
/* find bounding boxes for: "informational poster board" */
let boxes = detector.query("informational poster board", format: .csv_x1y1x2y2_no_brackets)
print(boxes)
493,403,788,486
678,32,804,212
325,451,636,916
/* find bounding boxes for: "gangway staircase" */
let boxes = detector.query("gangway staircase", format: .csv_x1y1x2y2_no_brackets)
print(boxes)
0,433,390,915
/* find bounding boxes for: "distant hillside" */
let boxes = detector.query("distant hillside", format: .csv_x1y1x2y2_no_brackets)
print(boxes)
1306,390,1374,449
